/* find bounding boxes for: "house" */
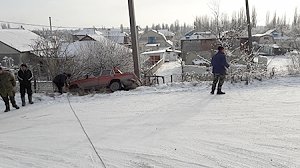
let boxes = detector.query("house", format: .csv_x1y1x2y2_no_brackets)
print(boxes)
72,28,103,41
140,49,180,65
181,30,250,65
0,29,41,67
156,29,175,41
73,28,131,47
181,32,218,65
252,33,275,44
98,28,130,46
138,30,173,53
252,29,291,55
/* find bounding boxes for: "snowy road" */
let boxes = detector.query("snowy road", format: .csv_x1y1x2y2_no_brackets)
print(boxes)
0,77,300,167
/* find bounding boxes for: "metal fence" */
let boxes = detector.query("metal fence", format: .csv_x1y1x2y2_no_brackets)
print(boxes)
15,81,55,93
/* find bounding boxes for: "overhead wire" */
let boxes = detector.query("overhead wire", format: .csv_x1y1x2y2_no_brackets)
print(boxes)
0,20,82,29
66,94,107,168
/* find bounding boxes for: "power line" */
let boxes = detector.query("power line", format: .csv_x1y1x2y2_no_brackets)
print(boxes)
66,94,107,168
0,20,81,29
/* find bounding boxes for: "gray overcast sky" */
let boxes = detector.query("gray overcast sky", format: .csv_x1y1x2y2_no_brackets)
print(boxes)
0,0,299,29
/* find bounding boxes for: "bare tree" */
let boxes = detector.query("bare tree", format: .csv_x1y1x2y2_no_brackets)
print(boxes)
251,7,257,28
30,29,75,80
207,0,221,37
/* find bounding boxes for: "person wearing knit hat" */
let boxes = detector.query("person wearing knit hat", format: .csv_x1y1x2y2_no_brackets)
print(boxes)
17,63,34,106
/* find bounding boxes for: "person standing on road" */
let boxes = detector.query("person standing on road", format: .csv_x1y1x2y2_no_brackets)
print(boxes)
52,73,71,94
17,63,33,106
0,67,20,112
211,46,230,95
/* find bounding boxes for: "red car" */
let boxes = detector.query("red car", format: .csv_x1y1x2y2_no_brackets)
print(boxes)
68,68,141,93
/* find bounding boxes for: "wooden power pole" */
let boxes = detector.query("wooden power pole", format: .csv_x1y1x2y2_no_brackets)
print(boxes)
128,0,140,78
245,0,252,55
49,17,53,36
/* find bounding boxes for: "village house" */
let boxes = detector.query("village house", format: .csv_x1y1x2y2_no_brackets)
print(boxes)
140,48,181,66
181,31,218,65
138,29,173,53
72,28,103,41
98,28,130,46
73,28,131,47
253,29,292,55
0,29,41,67
181,31,249,65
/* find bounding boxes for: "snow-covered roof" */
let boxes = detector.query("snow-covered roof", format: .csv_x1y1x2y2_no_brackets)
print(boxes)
252,33,273,37
150,30,172,44
265,28,277,35
60,38,130,57
73,28,103,36
141,49,181,55
141,49,166,55
99,28,128,37
87,34,107,42
166,49,181,53
182,31,217,40
157,29,175,37
145,43,160,47
0,29,41,52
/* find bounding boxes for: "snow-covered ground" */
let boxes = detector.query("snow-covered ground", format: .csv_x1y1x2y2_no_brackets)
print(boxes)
1,56,300,168
155,60,182,83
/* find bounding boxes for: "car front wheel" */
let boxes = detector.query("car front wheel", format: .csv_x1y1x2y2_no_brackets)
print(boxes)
109,81,121,92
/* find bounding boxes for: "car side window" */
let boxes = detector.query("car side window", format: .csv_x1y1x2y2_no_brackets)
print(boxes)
100,70,113,76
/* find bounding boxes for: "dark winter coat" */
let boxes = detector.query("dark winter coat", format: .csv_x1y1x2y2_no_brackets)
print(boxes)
53,74,68,87
211,51,230,75
0,71,16,97
17,69,33,86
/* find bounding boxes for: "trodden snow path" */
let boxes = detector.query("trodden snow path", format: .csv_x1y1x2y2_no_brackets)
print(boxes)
0,77,300,168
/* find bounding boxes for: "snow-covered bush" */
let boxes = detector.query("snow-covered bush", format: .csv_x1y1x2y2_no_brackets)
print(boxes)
62,40,133,79
287,51,300,75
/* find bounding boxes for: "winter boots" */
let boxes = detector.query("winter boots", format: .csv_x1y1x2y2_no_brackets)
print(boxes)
211,89,226,95
11,97,20,109
21,96,26,106
217,89,225,95
3,96,19,112
5,104,20,112
28,95,34,104
12,104,19,109
21,95,33,106
4,103,10,112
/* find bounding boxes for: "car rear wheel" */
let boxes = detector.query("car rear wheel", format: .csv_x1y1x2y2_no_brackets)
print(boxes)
109,81,121,92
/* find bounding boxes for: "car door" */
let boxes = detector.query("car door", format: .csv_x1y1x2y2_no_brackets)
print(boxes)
98,69,114,88
79,74,99,90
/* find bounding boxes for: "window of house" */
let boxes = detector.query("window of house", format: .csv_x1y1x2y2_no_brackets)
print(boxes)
148,37,156,44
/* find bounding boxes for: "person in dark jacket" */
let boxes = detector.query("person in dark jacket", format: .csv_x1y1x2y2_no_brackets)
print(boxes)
211,46,230,94
0,67,20,112
53,73,71,94
17,63,33,106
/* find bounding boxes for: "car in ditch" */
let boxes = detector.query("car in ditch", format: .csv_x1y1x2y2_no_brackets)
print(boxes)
68,67,141,93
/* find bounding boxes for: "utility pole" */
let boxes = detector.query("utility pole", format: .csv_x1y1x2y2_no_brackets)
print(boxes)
49,17,53,36
245,0,252,55
128,0,140,78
